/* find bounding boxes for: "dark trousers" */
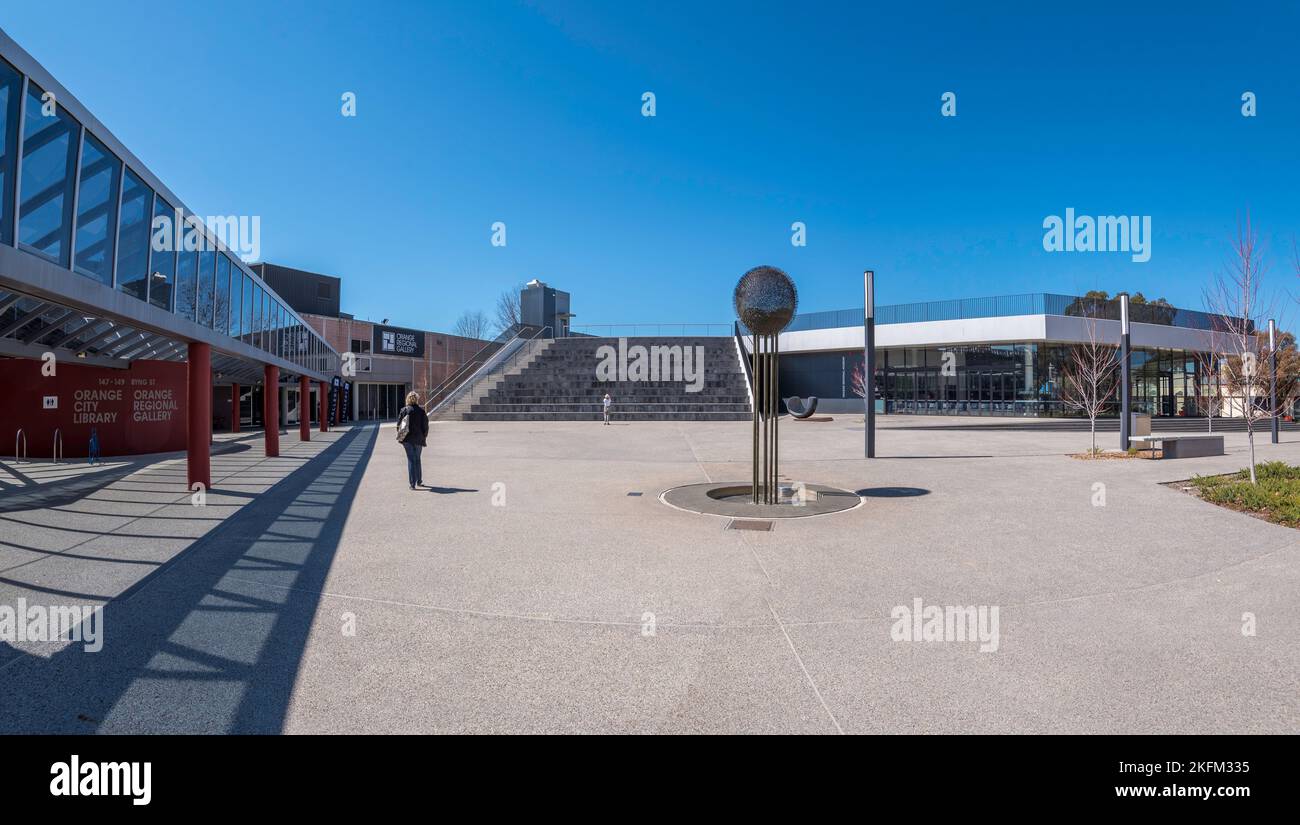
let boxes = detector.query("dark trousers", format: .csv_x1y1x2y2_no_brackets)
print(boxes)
403,442,423,486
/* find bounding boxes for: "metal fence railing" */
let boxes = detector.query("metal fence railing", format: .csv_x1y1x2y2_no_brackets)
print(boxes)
777,293,1239,334
570,323,733,338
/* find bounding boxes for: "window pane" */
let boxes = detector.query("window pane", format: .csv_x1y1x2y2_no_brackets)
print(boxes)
175,236,197,322
115,168,152,301
148,195,176,310
0,59,22,245
19,81,79,265
241,268,253,343
253,284,265,350
197,247,215,327
213,251,228,333
232,267,244,340
73,132,120,284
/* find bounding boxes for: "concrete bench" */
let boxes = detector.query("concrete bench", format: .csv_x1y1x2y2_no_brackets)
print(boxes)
1129,434,1225,459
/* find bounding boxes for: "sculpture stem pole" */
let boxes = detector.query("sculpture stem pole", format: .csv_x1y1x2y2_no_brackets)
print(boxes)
773,332,780,503
752,332,760,504
760,335,765,504
763,334,770,504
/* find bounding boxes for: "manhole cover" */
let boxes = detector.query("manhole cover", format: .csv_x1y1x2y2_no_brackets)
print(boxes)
726,519,772,531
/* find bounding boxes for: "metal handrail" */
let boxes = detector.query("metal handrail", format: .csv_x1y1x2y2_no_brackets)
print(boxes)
14,429,27,463
571,323,731,338
734,321,754,410
431,326,553,417
52,428,63,464
423,323,540,413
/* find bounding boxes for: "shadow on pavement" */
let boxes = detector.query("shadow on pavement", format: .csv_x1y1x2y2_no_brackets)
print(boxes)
0,423,377,734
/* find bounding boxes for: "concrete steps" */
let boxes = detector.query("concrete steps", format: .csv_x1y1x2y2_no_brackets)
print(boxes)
431,339,553,421
458,336,752,422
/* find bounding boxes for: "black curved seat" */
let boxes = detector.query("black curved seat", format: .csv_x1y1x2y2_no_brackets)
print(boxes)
785,396,818,419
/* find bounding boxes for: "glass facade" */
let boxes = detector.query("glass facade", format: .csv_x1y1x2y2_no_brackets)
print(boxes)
781,344,1215,418
148,195,175,311
0,59,21,245
115,167,151,301
73,132,120,284
0,51,337,377
197,247,215,328
175,240,198,322
18,81,79,265
213,251,229,334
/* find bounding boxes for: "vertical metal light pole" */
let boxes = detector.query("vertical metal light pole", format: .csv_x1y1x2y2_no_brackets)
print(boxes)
1119,292,1131,451
864,270,876,458
1269,318,1279,444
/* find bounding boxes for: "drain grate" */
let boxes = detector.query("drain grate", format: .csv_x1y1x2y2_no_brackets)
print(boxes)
726,519,772,531
626,492,643,497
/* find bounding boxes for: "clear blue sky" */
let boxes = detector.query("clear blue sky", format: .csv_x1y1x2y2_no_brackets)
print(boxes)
3,1,1298,332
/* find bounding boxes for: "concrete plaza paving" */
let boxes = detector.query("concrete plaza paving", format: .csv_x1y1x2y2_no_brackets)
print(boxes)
0,416,1296,733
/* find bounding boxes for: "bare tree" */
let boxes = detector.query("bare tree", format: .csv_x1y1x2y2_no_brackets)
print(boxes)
495,285,523,335
453,310,490,340
1059,317,1121,455
1192,345,1222,433
1204,212,1286,483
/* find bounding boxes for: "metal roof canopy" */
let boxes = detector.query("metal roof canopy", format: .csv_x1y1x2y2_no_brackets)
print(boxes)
0,257,325,387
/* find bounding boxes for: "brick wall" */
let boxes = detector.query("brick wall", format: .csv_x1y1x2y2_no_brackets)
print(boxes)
302,313,485,400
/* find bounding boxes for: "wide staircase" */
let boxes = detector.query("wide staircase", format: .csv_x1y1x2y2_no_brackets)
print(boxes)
459,336,751,421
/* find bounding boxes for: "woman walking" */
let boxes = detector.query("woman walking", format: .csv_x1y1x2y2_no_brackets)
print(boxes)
396,392,429,490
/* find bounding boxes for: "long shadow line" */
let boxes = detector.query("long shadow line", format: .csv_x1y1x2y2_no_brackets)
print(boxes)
0,423,378,734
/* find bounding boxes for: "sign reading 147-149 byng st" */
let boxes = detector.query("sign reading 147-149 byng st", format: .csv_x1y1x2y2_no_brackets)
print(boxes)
372,324,424,358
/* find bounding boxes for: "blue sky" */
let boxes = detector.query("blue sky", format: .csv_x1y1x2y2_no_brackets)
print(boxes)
3,1,1298,332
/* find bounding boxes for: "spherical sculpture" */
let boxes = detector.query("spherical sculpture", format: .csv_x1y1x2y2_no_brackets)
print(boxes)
734,266,798,335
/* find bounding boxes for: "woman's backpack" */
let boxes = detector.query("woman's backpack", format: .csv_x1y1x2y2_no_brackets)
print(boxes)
396,407,410,443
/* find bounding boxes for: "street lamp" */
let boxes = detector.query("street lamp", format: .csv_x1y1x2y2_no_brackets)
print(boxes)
1119,292,1131,451
864,270,875,458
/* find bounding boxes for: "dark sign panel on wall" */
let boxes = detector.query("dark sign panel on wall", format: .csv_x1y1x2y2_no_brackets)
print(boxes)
372,324,424,358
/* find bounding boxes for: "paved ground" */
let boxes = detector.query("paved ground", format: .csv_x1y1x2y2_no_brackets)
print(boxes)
1,416,1296,733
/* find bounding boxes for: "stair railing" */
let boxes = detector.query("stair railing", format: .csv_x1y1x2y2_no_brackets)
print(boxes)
430,325,553,417
424,323,546,413
734,321,755,411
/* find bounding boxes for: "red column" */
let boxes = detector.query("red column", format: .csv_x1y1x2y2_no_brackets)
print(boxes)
334,384,342,425
230,383,241,433
318,382,329,432
299,375,311,441
187,342,212,489
264,365,280,457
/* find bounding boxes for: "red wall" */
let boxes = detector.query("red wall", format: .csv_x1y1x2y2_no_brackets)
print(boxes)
0,358,189,459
